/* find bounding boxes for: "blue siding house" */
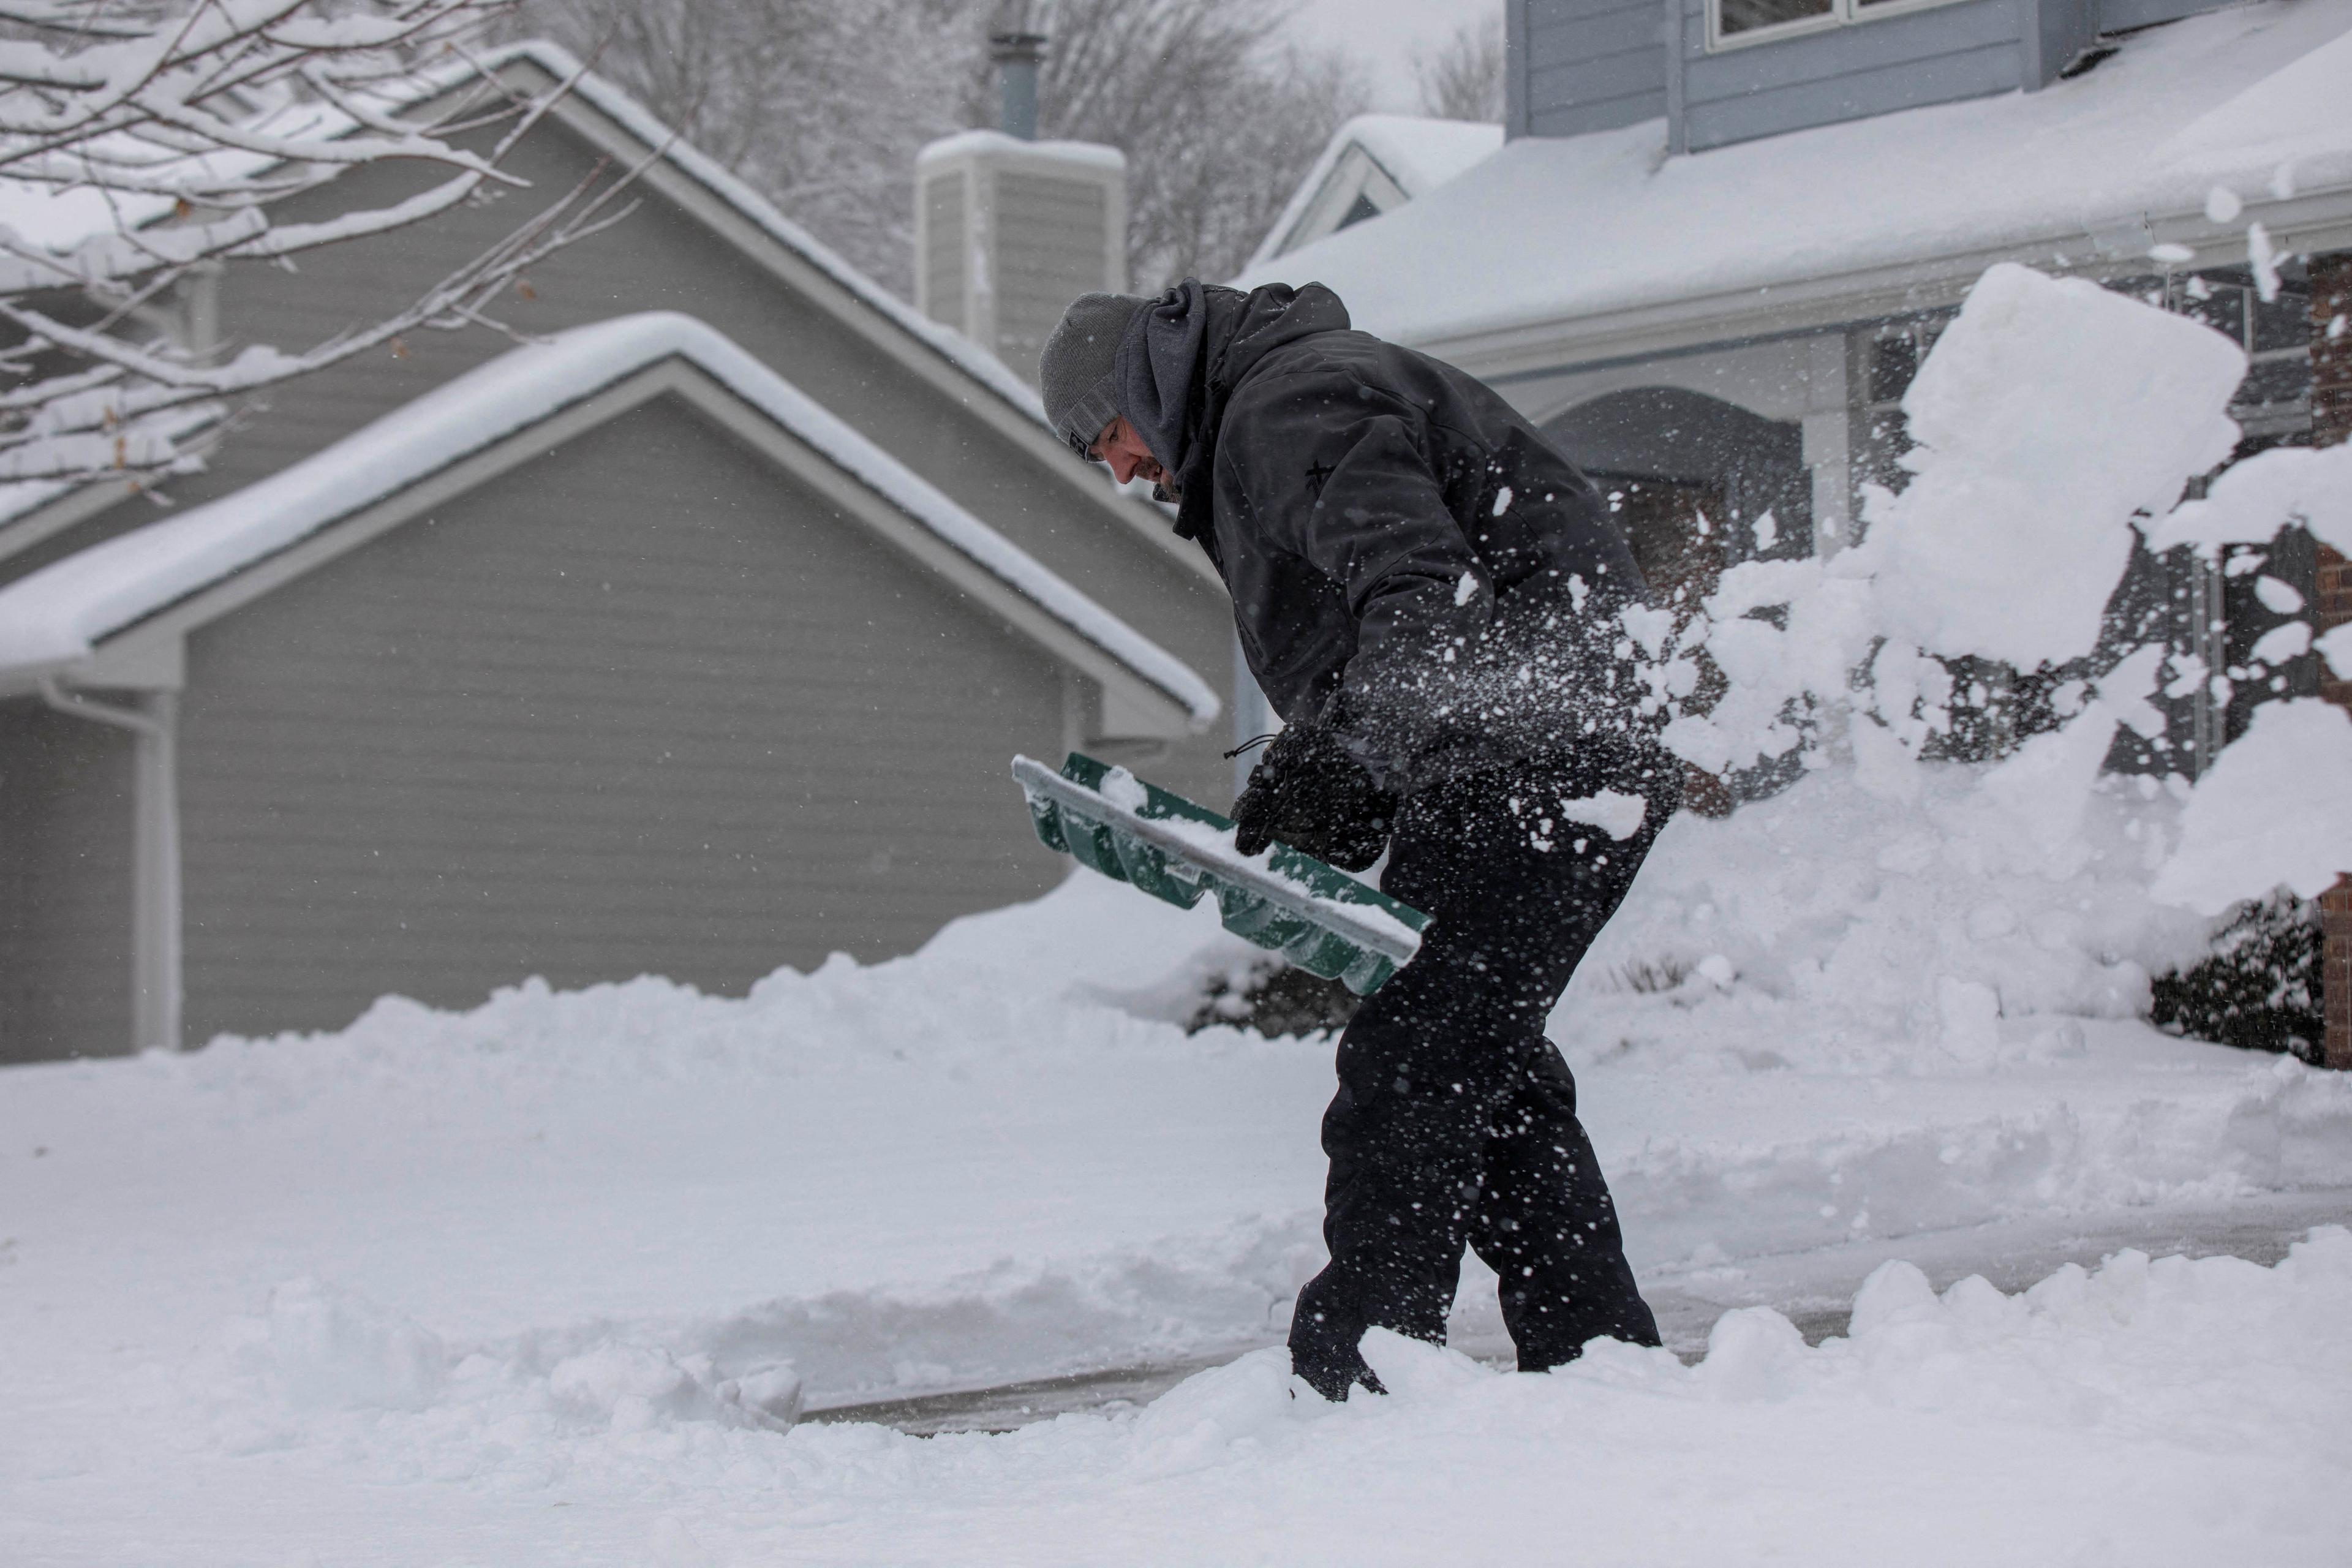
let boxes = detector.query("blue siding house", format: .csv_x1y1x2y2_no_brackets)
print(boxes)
1245,0,2351,788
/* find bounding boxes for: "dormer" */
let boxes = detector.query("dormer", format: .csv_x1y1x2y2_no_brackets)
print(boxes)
1509,0,2242,152
1246,116,1504,270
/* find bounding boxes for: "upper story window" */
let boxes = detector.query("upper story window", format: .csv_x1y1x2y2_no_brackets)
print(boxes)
1711,0,1966,51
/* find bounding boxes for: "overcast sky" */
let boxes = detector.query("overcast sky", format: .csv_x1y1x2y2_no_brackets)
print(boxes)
1284,0,1502,111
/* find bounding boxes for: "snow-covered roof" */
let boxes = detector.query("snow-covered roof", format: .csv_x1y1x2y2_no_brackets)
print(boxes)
483,42,1049,423
1238,0,2352,353
0,312,1218,723
1245,114,1503,273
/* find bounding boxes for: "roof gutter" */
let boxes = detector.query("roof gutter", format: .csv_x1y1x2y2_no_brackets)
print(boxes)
1415,183,2352,384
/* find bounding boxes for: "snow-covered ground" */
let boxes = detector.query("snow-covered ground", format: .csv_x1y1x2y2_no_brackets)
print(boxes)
6,758,2350,1565
10,260,2352,1564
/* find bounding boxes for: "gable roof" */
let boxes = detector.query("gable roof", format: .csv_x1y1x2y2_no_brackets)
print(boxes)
1245,115,1503,273
461,43,1219,590
478,41,1050,423
1238,0,2352,371
0,311,1219,728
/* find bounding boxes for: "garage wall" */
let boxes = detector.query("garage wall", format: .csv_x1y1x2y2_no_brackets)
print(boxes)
176,394,1071,1044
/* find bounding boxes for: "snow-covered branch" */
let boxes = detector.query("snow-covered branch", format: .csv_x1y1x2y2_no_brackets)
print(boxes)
0,1,632,486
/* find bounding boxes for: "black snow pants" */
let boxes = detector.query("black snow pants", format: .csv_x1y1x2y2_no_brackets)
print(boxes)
1288,748,1676,1400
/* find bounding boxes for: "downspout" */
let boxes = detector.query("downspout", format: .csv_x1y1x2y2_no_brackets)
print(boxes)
38,677,181,1052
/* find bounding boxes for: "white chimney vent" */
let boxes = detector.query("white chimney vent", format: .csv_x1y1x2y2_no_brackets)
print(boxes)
914,131,1126,386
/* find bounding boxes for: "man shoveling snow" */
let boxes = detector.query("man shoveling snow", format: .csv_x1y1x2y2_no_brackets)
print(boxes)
1041,281,1680,1400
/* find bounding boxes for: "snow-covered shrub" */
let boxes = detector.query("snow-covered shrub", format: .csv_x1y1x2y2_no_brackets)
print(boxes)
1187,958,1360,1038
2150,894,2323,1061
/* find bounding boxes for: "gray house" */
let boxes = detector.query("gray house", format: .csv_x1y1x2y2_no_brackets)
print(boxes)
0,45,1234,1063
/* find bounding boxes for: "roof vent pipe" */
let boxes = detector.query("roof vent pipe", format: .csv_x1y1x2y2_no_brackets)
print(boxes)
990,4,1047,140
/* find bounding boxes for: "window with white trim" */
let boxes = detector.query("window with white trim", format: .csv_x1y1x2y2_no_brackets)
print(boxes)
1710,0,1967,51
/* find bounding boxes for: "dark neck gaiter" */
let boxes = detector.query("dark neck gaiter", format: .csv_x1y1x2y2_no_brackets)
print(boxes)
1112,279,1209,476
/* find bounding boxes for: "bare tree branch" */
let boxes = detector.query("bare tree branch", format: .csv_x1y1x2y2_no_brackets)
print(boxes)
514,0,1369,298
0,0,641,486
1416,10,1506,126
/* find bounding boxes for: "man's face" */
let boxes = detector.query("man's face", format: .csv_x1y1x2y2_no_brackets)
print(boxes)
1088,416,1166,487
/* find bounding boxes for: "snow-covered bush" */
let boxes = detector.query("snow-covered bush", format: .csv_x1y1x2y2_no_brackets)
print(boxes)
1186,957,1360,1038
0,1,628,486
2150,894,2323,1061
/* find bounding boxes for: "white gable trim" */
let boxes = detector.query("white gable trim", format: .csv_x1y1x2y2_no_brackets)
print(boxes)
1265,144,1411,265
0,313,1220,733
1245,115,1504,273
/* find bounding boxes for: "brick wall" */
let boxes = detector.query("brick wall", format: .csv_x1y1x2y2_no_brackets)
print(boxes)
2310,251,2351,1069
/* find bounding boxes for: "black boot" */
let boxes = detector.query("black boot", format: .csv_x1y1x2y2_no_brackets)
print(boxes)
1287,1270,1387,1401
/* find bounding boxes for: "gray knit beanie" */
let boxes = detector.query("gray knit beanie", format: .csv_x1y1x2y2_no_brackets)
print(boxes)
1041,291,1149,457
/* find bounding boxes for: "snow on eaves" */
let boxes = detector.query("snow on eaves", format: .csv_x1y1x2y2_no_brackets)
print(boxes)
0,312,1220,725
1238,0,2352,345
1243,114,1503,274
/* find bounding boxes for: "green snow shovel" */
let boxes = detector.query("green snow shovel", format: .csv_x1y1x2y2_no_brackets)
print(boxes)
1010,752,1431,997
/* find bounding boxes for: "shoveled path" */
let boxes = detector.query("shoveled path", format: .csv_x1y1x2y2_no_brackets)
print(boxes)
805,1188,2352,1434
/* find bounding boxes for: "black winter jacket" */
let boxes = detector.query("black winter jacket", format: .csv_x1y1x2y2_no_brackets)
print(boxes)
1163,282,1659,794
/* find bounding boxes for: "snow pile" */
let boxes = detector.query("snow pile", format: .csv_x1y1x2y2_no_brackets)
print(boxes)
730,1233,2352,1566
219,1278,448,1415
159,1232,2352,1566
1559,765,2212,1068
1648,263,2352,922
1864,265,2244,668
2154,698,2352,913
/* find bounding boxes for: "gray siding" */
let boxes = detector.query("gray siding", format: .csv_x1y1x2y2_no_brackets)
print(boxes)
993,171,1110,384
5,97,1233,808
1526,0,1671,138
1681,0,2022,151
1517,0,2046,151
0,702,133,1061
176,394,1072,1044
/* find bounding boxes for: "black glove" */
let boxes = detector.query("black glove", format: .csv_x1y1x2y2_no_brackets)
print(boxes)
1231,723,1396,871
